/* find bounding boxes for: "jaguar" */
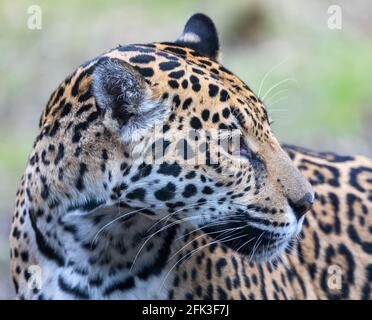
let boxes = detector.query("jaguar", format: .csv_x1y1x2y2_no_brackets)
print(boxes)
10,13,372,299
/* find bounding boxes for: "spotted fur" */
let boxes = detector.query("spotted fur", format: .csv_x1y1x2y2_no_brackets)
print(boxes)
10,13,371,300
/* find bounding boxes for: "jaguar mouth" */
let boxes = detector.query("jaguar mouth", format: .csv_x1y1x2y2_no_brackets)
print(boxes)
201,221,291,262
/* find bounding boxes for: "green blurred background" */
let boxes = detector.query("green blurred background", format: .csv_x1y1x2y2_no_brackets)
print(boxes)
0,0,371,298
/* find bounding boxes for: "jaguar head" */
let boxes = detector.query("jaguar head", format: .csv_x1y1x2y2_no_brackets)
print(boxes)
35,13,314,261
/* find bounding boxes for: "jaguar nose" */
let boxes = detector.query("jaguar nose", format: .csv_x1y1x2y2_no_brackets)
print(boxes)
289,192,314,220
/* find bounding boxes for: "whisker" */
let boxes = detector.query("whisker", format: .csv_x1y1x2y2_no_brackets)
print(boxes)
262,78,298,102
175,218,245,241
286,238,303,260
262,232,274,261
264,88,289,105
129,200,253,271
159,232,248,291
169,224,245,261
248,231,265,263
257,58,290,97
129,214,204,272
130,210,248,272
92,196,261,272
145,202,250,245
146,200,236,235
232,236,256,261
91,206,151,246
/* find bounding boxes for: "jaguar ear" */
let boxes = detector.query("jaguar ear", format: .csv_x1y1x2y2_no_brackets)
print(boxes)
92,57,169,143
176,13,220,61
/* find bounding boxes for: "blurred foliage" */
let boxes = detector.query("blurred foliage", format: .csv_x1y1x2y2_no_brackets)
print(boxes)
0,139,32,177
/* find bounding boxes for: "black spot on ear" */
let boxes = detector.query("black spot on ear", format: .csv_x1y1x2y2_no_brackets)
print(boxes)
176,13,220,61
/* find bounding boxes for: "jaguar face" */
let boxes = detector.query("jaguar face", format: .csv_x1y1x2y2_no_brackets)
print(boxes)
36,14,314,262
